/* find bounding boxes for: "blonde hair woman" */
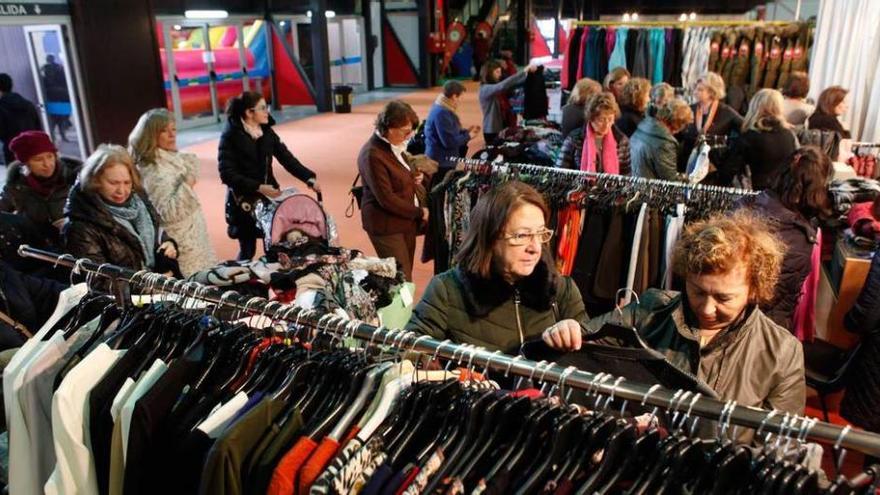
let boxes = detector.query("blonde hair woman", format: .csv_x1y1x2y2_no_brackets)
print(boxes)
712,89,799,189
129,108,217,276
681,71,744,173
64,144,180,274
561,78,602,136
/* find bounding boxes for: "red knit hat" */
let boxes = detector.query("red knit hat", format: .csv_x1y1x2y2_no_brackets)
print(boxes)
9,131,57,163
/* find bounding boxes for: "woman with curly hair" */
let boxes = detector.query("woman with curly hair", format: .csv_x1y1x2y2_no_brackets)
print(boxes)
614,77,651,137
544,210,805,415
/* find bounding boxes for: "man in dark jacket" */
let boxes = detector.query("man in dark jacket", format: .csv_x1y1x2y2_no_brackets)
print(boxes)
0,73,43,164
424,81,479,170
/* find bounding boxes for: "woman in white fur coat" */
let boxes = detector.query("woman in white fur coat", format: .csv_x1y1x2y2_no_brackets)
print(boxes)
128,108,217,276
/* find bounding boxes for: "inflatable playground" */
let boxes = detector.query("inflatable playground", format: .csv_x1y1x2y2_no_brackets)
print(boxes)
157,20,316,115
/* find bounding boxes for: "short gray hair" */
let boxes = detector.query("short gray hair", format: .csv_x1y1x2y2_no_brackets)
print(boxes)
697,71,726,101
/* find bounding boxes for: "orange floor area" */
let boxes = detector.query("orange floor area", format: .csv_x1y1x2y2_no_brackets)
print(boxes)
184,82,486,298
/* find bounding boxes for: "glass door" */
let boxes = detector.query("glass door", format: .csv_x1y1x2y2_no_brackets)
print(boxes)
328,16,366,90
208,22,247,116
23,24,87,159
162,23,217,128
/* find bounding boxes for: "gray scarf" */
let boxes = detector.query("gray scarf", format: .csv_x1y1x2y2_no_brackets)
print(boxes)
102,193,157,268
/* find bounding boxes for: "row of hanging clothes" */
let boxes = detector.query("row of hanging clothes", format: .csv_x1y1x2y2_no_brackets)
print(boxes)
7,259,880,495
562,24,686,89
706,22,813,114
561,22,812,115
425,160,754,315
846,143,880,179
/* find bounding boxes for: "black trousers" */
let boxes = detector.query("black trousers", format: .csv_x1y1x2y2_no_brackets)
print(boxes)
237,237,258,261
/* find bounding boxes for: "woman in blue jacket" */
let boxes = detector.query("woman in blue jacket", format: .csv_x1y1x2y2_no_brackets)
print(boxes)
425,81,480,170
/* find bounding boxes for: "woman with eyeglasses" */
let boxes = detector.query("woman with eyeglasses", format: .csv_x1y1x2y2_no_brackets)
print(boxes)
218,91,320,260
406,181,589,353
357,100,426,281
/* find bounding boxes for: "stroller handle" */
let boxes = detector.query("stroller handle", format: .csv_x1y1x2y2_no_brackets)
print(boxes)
315,191,323,204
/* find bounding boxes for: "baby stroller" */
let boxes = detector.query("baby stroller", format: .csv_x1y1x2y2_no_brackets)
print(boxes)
254,188,339,251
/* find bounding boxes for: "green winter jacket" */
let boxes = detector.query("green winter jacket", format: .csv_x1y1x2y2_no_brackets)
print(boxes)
630,117,686,182
405,260,589,353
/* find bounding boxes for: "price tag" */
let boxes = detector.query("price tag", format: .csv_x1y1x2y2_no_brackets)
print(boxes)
399,284,413,307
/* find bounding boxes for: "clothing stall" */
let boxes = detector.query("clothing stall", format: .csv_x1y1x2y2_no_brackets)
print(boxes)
428,158,755,314
10,245,880,495
562,20,812,112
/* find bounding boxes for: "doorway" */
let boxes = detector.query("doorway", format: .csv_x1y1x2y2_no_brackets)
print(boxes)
0,22,89,162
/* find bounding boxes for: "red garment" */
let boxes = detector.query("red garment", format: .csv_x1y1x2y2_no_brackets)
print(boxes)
266,436,318,495
340,425,360,446
23,170,62,197
229,337,281,391
496,94,517,129
576,29,589,80
848,201,880,238
9,130,56,163
298,437,340,494
508,388,544,399
605,27,616,58
556,204,582,276
395,466,421,495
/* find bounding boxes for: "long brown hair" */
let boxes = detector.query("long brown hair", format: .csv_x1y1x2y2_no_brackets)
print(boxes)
816,86,848,115
455,181,550,278
772,146,833,220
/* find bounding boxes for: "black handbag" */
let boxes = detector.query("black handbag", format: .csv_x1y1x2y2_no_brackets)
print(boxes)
346,174,363,218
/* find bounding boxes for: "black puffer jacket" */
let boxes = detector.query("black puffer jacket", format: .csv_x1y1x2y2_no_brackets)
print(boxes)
0,157,80,246
218,116,316,239
841,249,880,432
736,191,816,331
0,92,42,163
63,184,173,271
711,119,798,189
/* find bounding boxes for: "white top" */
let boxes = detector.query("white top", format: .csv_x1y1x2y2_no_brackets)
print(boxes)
5,284,87,495
196,391,250,438
45,344,124,495
375,131,419,207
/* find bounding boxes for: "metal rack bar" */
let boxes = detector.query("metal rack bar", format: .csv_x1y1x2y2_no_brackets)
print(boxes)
452,157,757,197
18,245,880,457
570,20,808,27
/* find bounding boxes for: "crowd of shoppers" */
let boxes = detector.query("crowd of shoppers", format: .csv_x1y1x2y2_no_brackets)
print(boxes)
0,58,867,444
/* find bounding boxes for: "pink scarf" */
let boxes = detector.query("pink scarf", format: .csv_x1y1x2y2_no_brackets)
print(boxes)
580,124,619,174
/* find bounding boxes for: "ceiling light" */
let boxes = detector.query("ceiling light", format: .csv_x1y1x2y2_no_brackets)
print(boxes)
173,24,182,31
184,10,228,19
279,21,286,26
689,12,697,20
631,13,639,20
326,10,336,18
306,10,312,18
622,13,631,21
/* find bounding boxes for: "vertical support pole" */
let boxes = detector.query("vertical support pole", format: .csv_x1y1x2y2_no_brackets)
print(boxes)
310,0,333,112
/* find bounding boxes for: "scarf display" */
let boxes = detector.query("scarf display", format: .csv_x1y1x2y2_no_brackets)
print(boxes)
102,194,157,268
241,119,264,140
580,124,619,174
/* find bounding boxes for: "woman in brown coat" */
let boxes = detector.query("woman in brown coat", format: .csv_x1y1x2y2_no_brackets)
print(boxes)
357,100,427,281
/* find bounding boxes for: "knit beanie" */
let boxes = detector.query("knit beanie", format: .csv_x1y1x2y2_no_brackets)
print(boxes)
10,131,57,163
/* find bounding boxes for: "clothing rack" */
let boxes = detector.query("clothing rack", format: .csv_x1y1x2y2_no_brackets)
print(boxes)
571,20,807,27
452,157,758,197
18,244,880,458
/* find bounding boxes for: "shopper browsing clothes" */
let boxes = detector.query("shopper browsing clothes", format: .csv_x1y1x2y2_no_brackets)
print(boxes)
357,100,425,282
406,181,588,353
129,108,217,276
64,144,181,277
735,146,831,331
544,210,805,415
424,80,480,169
557,92,631,175
560,77,602,137
630,98,693,181
478,61,538,146
0,130,80,248
219,91,321,260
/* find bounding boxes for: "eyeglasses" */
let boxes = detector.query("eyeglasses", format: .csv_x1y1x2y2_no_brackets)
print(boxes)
252,104,269,112
501,228,554,246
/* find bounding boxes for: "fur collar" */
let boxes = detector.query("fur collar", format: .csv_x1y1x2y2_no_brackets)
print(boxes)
454,259,559,317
